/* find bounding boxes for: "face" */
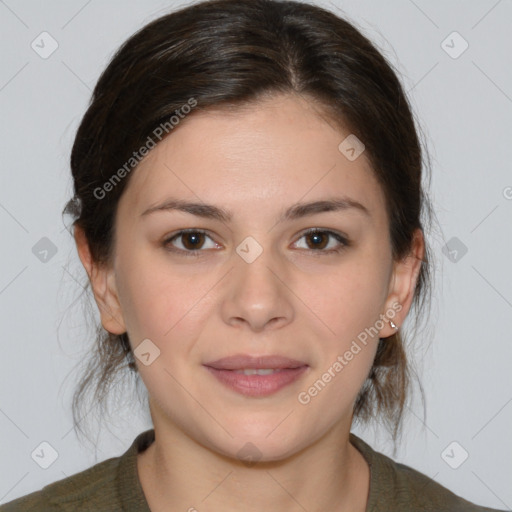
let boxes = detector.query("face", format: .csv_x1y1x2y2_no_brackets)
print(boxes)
79,93,422,461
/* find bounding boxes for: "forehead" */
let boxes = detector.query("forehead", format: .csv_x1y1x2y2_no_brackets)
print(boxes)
117,94,387,225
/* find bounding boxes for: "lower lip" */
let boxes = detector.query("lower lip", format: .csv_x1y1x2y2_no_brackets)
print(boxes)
204,366,309,397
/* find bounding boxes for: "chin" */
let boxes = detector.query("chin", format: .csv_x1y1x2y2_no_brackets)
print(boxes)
213,436,305,465
202,417,310,463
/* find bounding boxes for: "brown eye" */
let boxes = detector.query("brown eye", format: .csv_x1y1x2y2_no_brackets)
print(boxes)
294,229,349,254
163,229,219,257
305,231,329,250
180,231,206,250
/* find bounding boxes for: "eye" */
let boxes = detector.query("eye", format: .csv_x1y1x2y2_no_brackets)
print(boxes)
163,228,350,258
163,229,220,257
293,228,350,254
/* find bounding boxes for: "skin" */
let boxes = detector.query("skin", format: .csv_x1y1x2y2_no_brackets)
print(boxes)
75,93,424,512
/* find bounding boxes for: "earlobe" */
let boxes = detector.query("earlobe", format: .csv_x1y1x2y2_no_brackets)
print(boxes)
73,225,127,335
380,228,425,338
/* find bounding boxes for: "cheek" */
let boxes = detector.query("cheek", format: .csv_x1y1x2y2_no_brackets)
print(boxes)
294,256,387,392
299,259,388,341
295,269,381,416
115,252,215,348
116,236,389,363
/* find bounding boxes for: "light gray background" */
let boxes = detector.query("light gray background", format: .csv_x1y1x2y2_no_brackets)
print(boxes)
1,0,511,509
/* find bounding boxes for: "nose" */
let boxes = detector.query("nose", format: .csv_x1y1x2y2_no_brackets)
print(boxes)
220,243,294,332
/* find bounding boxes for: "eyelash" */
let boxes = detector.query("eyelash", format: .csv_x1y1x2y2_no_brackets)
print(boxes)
162,228,350,258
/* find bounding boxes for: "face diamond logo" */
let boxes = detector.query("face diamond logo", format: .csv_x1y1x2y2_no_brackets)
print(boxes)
236,236,263,263
237,442,262,467
134,338,161,366
338,134,365,161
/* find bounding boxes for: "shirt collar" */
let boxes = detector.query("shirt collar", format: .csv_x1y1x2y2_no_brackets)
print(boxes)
118,428,381,512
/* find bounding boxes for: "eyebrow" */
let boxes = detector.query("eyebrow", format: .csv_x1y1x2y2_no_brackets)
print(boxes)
140,196,370,223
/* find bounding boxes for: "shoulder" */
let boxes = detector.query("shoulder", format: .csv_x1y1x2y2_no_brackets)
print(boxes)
379,455,504,512
349,433,506,512
0,452,122,512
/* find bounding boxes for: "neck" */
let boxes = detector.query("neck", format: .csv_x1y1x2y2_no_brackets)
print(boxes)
137,419,370,512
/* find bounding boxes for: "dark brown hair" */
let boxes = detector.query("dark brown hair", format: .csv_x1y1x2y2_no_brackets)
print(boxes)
63,0,435,448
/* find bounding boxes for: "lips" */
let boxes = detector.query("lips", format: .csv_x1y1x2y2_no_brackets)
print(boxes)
203,354,309,397
204,354,308,371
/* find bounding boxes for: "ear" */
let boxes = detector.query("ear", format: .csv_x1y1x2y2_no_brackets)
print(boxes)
74,225,126,335
379,228,425,338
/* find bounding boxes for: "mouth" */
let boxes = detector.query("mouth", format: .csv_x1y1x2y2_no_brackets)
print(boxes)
203,354,309,397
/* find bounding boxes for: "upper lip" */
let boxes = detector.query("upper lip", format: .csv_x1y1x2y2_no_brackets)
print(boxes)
204,354,308,370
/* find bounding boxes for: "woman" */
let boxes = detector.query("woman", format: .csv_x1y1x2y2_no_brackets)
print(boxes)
1,0,506,510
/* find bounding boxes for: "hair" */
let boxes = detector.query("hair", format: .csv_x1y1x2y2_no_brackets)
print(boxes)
62,0,436,449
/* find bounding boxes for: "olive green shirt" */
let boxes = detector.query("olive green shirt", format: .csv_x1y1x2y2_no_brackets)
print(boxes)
0,429,506,511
